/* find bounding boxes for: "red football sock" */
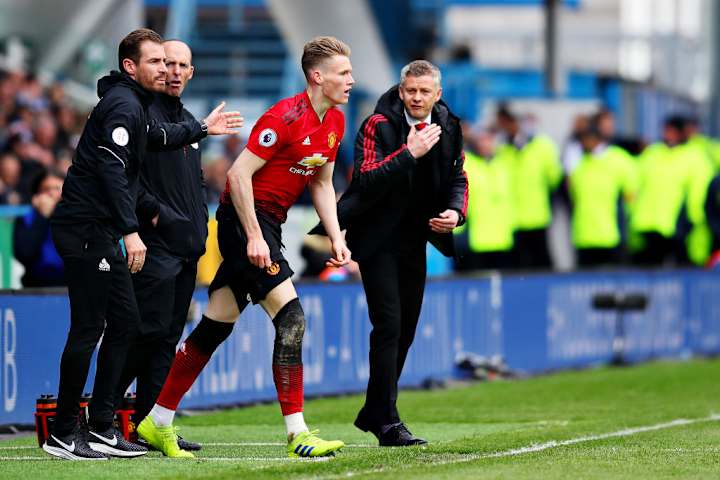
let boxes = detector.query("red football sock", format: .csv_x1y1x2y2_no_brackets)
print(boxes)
272,364,304,416
156,339,211,410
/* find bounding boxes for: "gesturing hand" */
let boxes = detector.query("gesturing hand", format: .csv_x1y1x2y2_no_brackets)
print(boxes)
247,236,272,269
326,240,352,268
203,101,244,135
123,232,147,273
407,123,442,159
429,209,460,234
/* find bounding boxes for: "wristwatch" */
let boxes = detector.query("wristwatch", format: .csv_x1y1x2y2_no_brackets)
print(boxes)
200,121,208,136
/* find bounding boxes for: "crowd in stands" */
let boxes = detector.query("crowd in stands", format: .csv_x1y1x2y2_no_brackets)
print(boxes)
0,69,83,203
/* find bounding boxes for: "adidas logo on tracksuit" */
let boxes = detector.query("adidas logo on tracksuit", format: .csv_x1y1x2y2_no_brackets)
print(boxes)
98,258,110,272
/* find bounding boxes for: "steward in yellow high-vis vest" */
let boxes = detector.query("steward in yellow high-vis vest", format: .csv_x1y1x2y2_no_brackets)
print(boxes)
458,130,514,270
570,125,637,267
496,106,561,269
631,116,714,265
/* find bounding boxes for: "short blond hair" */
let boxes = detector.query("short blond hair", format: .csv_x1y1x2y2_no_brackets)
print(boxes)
301,36,351,81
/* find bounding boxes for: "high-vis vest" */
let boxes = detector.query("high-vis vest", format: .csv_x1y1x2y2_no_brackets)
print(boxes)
498,134,561,231
631,142,713,240
462,151,514,252
569,145,637,249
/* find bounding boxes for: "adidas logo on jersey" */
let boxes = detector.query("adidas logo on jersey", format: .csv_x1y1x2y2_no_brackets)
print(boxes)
302,136,311,145
99,258,110,272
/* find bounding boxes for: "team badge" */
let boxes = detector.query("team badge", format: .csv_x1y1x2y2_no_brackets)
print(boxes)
266,262,281,276
112,126,129,146
298,153,329,168
259,128,277,147
328,131,337,149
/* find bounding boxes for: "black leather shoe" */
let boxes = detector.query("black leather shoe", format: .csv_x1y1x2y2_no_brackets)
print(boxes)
378,423,428,447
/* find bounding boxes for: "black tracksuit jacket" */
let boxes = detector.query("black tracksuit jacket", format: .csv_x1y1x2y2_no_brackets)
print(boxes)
136,94,208,261
312,85,469,261
52,71,206,241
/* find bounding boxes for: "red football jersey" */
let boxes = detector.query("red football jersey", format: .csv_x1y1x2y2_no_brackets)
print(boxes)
221,90,344,223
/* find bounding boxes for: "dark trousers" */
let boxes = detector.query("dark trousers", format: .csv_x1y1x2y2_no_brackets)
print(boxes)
461,251,513,271
633,232,678,266
512,228,552,270
51,225,140,436
355,245,427,431
116,252,197,422
576,248,620,268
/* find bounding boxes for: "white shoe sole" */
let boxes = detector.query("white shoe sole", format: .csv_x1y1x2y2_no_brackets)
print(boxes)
88,442,148,457
42,444,108,461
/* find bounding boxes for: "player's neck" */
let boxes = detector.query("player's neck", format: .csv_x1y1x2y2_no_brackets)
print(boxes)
306,86,333,122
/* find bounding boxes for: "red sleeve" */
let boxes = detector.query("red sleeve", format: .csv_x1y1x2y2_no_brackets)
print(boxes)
328,111,345,163
246,113,289,161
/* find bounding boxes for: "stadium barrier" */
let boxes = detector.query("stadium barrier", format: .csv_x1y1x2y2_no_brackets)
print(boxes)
1,269,719,425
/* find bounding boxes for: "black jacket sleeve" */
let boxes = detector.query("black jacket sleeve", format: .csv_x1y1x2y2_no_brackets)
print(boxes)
448,149,469,226
147,118,206,151
96,104,140,235
351,114,416,196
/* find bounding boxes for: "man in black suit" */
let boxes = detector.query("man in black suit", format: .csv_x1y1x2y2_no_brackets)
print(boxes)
313,60,468,446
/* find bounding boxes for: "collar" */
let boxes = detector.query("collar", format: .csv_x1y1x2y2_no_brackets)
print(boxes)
591,143,608,156
404,109,432,128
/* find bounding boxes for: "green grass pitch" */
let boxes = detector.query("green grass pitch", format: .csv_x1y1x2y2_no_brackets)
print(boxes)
1,358,719,479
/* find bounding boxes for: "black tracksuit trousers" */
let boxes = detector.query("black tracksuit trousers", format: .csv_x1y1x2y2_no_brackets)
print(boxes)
51,225,140,436
115,252,197,422
355,244,427,432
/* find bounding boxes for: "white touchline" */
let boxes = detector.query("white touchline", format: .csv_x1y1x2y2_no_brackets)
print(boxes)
0,456,332,462
0,442,377,451
202,442,377,448
316,414,720,479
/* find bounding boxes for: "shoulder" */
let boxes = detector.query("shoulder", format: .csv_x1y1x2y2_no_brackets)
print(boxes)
607,145,633,161
532,135,556,147
360,113,390,133
98,85,143,117
266,92,310,126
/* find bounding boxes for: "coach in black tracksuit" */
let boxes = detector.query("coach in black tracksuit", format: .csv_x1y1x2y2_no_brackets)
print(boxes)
45,30,208,461
116,86,208,436
313,60,468,446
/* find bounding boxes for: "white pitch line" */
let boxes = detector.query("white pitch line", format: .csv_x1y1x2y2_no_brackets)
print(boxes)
0,443,377,450
203,442,377,448
0,456,332,462
317,414,720,479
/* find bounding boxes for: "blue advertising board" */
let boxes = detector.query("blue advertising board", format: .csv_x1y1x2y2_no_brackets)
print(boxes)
1,269,719,425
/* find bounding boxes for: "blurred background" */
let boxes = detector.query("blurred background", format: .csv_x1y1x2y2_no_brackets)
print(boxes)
2,0,720,287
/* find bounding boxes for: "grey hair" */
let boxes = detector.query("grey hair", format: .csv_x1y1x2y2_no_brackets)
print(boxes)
400,60,441,87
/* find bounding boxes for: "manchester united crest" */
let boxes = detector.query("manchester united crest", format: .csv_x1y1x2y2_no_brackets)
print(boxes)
266,262,281,276
328,131,338,149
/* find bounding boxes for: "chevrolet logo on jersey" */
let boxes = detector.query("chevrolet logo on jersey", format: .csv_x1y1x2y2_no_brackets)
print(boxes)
298,153,329,168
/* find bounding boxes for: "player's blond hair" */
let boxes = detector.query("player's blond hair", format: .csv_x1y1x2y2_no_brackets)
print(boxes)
301,36,351,81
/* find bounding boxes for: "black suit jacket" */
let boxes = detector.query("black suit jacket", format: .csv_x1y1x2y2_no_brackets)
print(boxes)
311,85,468,261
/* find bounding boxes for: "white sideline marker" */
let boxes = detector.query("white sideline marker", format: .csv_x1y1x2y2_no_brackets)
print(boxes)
318,413,720,479
2,415,718,466
0,455,332,462
0,443,376,450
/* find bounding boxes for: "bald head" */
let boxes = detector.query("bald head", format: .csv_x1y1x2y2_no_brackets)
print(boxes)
163,40,193,97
